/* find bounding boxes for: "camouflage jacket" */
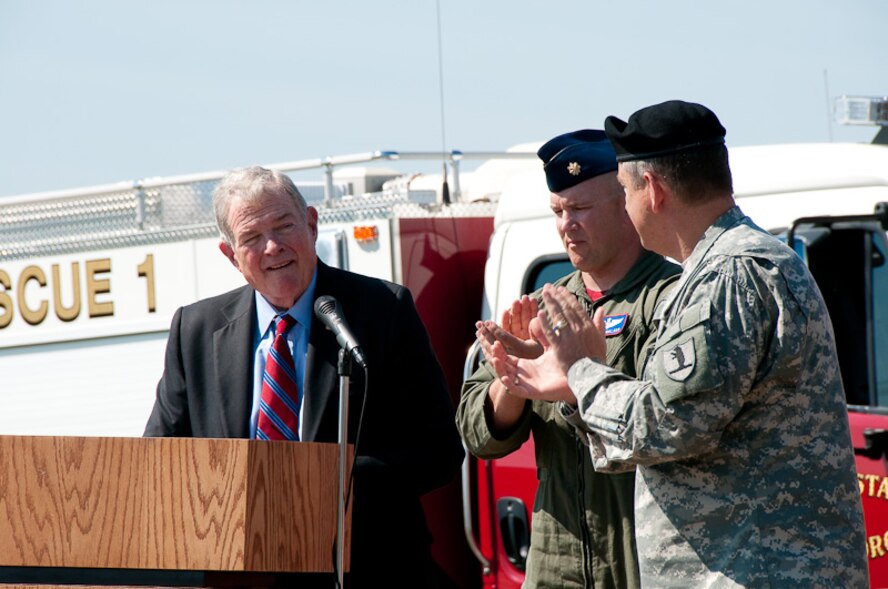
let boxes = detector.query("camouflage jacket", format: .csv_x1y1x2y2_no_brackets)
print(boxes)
563,206,868,587
458,251,679,589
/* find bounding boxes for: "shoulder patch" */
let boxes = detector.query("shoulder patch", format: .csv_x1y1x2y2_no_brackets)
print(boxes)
604,314,629,337
664,338,695,381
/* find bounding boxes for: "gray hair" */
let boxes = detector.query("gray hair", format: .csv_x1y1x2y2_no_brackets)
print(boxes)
620,145,733,204
621,160,655,190
213,166,308,245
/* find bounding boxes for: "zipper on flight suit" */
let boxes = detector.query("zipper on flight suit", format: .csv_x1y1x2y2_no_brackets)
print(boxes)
575,290,602,588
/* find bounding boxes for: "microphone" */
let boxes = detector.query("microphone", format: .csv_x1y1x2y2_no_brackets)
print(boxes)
313,295,368,368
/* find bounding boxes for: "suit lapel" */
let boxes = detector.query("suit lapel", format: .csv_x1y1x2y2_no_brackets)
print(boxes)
214,287,256,438
301,263,341,442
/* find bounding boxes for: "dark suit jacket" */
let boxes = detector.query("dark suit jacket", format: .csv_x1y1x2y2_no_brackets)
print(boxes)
145,261,464,587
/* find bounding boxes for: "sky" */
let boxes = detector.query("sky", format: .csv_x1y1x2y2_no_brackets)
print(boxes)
1,0,887,197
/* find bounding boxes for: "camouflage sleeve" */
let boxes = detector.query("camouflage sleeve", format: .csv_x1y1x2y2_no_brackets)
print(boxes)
456,360,532,459
559,402,635,473
569,259,770,468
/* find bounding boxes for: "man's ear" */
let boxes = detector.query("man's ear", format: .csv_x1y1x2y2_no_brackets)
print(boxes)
306,206,319,243
645,172,668,213
219,240,239,270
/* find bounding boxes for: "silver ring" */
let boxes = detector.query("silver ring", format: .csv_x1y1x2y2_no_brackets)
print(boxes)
552,319,567,336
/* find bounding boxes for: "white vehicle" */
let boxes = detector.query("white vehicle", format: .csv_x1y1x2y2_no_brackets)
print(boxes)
3,140,888,587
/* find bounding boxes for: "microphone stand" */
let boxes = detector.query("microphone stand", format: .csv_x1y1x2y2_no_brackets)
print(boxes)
335,349,351,588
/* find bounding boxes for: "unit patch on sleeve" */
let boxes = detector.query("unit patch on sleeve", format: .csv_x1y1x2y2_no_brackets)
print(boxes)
664,338,695,381
604,314,629,337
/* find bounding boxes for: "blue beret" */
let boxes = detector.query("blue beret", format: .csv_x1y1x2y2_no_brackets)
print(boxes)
537,129,618,193
605,100,726,162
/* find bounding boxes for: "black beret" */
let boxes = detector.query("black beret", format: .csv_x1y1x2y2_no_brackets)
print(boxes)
537,129,618,192
604,100,726,162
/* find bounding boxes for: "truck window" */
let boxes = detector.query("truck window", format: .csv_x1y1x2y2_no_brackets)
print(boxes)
801,225,888,408
523,256,573,294
873,234,888,407
807,229,873,405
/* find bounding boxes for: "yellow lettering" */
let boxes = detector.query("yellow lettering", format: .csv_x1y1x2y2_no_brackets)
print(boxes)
52,262,81,322
877,477,888,501
17,265,48,325
136,254,156,313
0,270,12,329
86,258,113,318
860,473,867,495
866,474,881,497
870,534,886,559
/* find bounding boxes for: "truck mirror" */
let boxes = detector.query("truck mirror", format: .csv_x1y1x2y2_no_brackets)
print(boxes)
874,201,888,230
855,428,888,460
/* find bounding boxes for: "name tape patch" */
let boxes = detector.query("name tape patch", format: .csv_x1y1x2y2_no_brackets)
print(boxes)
604,314,629,337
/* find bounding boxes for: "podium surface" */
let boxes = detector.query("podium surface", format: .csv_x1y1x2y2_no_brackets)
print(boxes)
0,436,350,586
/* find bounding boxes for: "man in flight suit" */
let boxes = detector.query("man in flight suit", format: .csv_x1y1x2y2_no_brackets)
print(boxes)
458,130,679,589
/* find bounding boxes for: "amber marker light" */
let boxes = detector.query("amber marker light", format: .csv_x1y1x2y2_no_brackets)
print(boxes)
353,225,379,242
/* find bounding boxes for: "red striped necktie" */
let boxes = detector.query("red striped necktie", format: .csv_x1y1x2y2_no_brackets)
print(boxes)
257,314,300,441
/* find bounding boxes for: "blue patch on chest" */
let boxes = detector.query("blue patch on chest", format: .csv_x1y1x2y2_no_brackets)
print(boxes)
604,313,629,337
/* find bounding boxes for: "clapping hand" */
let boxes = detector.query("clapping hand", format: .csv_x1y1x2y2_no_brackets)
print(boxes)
475,295,544,363
489,285,607,403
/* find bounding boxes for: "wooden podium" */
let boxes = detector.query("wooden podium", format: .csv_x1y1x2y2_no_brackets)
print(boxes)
0,436,351,588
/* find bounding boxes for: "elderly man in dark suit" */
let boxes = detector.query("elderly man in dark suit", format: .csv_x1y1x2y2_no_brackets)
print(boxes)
145,166,464,588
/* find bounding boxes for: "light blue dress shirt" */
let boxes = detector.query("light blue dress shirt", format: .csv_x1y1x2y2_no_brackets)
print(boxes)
249,268,318,439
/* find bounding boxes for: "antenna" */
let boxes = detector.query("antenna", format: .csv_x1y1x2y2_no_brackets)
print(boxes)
436,0,451,204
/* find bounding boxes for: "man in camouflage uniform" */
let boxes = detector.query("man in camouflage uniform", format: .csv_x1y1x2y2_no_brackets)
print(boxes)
458,130,679,588
491,101,869,587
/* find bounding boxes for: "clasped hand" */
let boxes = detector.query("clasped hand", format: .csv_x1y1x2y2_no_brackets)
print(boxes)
478,285,607,403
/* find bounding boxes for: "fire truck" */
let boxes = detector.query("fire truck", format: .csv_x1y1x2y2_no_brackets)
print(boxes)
2,135,888,587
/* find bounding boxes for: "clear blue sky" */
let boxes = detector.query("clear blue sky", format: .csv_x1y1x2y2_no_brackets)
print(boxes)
2,0,886,197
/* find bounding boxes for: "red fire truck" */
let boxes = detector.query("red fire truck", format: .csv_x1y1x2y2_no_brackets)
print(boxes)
2,139,888,587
